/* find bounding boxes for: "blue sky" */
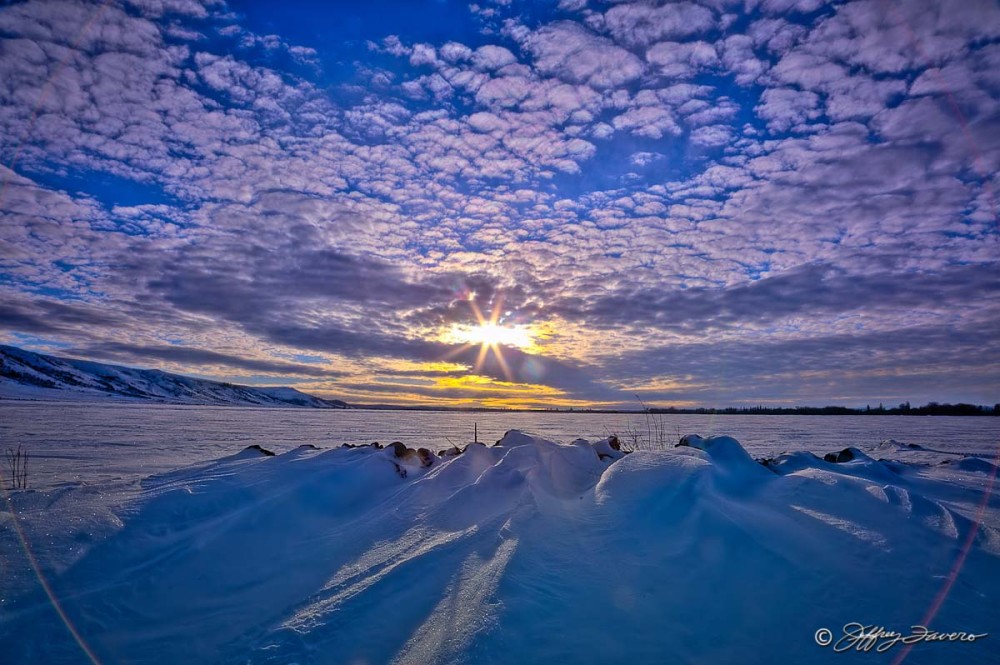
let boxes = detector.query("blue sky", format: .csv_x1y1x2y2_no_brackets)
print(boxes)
0,0,998,408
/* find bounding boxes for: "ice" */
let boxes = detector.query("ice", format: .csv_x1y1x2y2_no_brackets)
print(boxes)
1,431,998,664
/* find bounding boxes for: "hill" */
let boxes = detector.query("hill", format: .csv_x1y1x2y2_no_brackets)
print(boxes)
0,344,347,408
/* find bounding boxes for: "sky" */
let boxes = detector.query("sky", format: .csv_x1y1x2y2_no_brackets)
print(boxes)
0,0,998,409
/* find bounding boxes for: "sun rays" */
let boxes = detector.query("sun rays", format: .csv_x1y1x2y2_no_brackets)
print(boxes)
441,293,536,382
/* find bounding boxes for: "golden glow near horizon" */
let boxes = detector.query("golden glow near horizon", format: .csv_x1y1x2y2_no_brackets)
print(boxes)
434,374,559,395
253,293,580,409
292,379,609,410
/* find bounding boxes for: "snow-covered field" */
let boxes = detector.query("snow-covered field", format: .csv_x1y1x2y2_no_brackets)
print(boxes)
3,401,999,489
1,405,999,664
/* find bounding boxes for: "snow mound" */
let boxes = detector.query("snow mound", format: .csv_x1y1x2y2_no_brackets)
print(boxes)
875,438,927,452
678,433,768,472
940,456,999,474
3,431,999,664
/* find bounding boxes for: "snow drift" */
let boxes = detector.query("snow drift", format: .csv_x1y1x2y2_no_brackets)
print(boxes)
1,431,998,664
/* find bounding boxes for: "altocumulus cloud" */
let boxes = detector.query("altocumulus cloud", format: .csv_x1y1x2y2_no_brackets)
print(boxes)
0,0,998,407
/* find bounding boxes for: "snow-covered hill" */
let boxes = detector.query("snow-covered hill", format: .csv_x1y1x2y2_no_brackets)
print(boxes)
2,431,997,664
0,344,347,408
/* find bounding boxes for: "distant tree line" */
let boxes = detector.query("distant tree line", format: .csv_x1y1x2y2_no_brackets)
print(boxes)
340,402,1000,416
639,402,999,416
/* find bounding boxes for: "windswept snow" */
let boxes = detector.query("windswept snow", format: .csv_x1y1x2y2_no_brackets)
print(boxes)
1,431,998,664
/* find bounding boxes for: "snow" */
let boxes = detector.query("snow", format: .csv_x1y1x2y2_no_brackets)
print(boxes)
1,431,999,664
0,345,346,408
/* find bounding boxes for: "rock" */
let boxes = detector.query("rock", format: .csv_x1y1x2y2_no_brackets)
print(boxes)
755,457,781,475
824,448,856,463
676,434,701,448
417,448,435,467
244,444,275,457
592,436,626,461
384,442,436,468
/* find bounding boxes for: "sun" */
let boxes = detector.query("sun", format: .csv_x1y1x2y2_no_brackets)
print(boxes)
449,322,533,349
441,293,537,381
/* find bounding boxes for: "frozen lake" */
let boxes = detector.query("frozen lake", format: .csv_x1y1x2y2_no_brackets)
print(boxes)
2,400,998,489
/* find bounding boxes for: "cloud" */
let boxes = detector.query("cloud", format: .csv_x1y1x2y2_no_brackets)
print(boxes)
755,87,821,131
523,21,644,89
629,151,664,167
555,262,1000,335
602,2,716,48
0,296,126,335
66,341,346,378
471,45,518,71
0,0,998,407
608,320,1000,405
612,91,682,139
689,124,732,147
720,34,768,85
796,0,1000,75
750,0,829,15
645,40,719,79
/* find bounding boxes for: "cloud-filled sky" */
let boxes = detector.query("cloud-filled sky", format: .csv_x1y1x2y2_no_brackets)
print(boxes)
1,0,998,408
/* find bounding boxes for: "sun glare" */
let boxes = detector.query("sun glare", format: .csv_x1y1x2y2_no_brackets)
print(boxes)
440,294,541,382
449,322,533,349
